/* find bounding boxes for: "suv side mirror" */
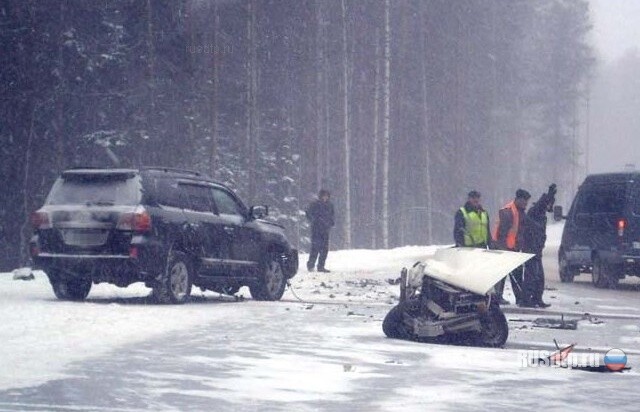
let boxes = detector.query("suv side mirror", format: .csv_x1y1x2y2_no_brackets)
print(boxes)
553,205,565,221
250,205,268,220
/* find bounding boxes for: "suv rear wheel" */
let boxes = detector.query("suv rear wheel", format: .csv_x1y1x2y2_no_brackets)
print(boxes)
153,251,193,304
559,249,578,283
48,271,92,301
250,254,286,301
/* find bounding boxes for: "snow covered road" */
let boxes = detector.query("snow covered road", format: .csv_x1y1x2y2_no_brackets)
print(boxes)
1,223,639,411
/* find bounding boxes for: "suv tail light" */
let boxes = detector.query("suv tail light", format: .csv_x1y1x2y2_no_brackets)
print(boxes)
30,211,52,230
618,219,626,237
117,207,152,233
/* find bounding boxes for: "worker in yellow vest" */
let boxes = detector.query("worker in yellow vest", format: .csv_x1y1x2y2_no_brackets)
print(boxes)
493,189,531,306
453,191,492,248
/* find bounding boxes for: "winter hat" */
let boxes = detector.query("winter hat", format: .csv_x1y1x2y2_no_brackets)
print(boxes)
515,189,531,200
467,190,481,199
318,189,331,198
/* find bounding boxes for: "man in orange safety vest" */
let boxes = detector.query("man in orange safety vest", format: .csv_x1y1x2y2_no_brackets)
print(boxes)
492,189,531,305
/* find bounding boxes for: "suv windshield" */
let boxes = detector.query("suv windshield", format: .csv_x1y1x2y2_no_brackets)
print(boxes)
46,174,141,206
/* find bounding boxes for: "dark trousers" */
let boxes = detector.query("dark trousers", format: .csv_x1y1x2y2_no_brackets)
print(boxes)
524,255,545,304
496,265,525,303
308,229,330,270
510,265,525,304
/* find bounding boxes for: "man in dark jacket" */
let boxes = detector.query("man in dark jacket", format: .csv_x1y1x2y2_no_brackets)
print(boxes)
306,189,335,272
493,188,531,305
454,190,492,248
520,184,557,308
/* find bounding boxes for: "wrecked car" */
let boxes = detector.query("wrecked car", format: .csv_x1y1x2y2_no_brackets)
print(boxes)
383,247,534,347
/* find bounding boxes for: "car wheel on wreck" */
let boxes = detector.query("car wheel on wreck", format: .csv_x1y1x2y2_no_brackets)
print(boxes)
475,304,509,348
382,299,422,341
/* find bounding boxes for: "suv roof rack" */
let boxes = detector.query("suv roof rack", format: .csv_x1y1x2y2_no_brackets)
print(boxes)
142,166,201,176
61,169,137,179
63,167,137,174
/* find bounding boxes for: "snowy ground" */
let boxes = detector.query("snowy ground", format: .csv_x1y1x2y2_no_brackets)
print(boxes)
1,222,639,411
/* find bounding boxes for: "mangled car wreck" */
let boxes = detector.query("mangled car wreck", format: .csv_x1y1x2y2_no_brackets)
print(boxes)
383,248,534,347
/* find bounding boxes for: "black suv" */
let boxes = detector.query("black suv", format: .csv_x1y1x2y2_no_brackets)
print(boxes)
30,167,298,303
555,172,640,288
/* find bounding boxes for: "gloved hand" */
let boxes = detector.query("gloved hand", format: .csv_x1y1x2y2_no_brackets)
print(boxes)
548,183,557,197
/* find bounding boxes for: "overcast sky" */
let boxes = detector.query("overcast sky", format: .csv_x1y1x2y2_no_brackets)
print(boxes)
590,0,640,63
587,0,640,174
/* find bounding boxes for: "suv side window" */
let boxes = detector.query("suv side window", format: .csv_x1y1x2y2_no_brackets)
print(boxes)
153,178,189,208
182,183,216,213
212,187,245,217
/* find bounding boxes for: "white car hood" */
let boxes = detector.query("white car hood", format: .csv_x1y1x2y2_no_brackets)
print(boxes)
410,247,535,295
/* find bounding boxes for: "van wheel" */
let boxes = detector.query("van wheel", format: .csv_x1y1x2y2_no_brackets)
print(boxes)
153,251,193,304
559,250,577,283
249,254,286,301
592,256,619,289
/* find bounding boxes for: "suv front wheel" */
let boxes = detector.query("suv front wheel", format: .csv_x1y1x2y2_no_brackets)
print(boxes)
153,251,193,304
250,254,286,301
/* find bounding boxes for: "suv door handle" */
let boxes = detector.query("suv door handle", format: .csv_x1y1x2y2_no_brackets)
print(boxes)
224,226,235,234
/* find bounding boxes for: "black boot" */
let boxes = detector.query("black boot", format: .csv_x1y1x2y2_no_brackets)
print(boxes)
536,300,551,308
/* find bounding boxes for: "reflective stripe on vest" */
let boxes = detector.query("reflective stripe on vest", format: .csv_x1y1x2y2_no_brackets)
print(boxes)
492,201,520,250
459,207,489,246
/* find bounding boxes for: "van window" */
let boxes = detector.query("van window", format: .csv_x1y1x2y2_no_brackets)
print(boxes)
579,184,626,214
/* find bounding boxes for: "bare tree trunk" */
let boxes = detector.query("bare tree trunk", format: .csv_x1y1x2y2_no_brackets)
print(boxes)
371,28,380,249
381,0,391,249
146,0,157,165
419,6,433,245
210,2,220,178
186,1,197,162
323,17,331,188
315,0,325,190
246,0,258,199
340,0,352,248
55,1,66,171
286,98,301,250
20,106,36,265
